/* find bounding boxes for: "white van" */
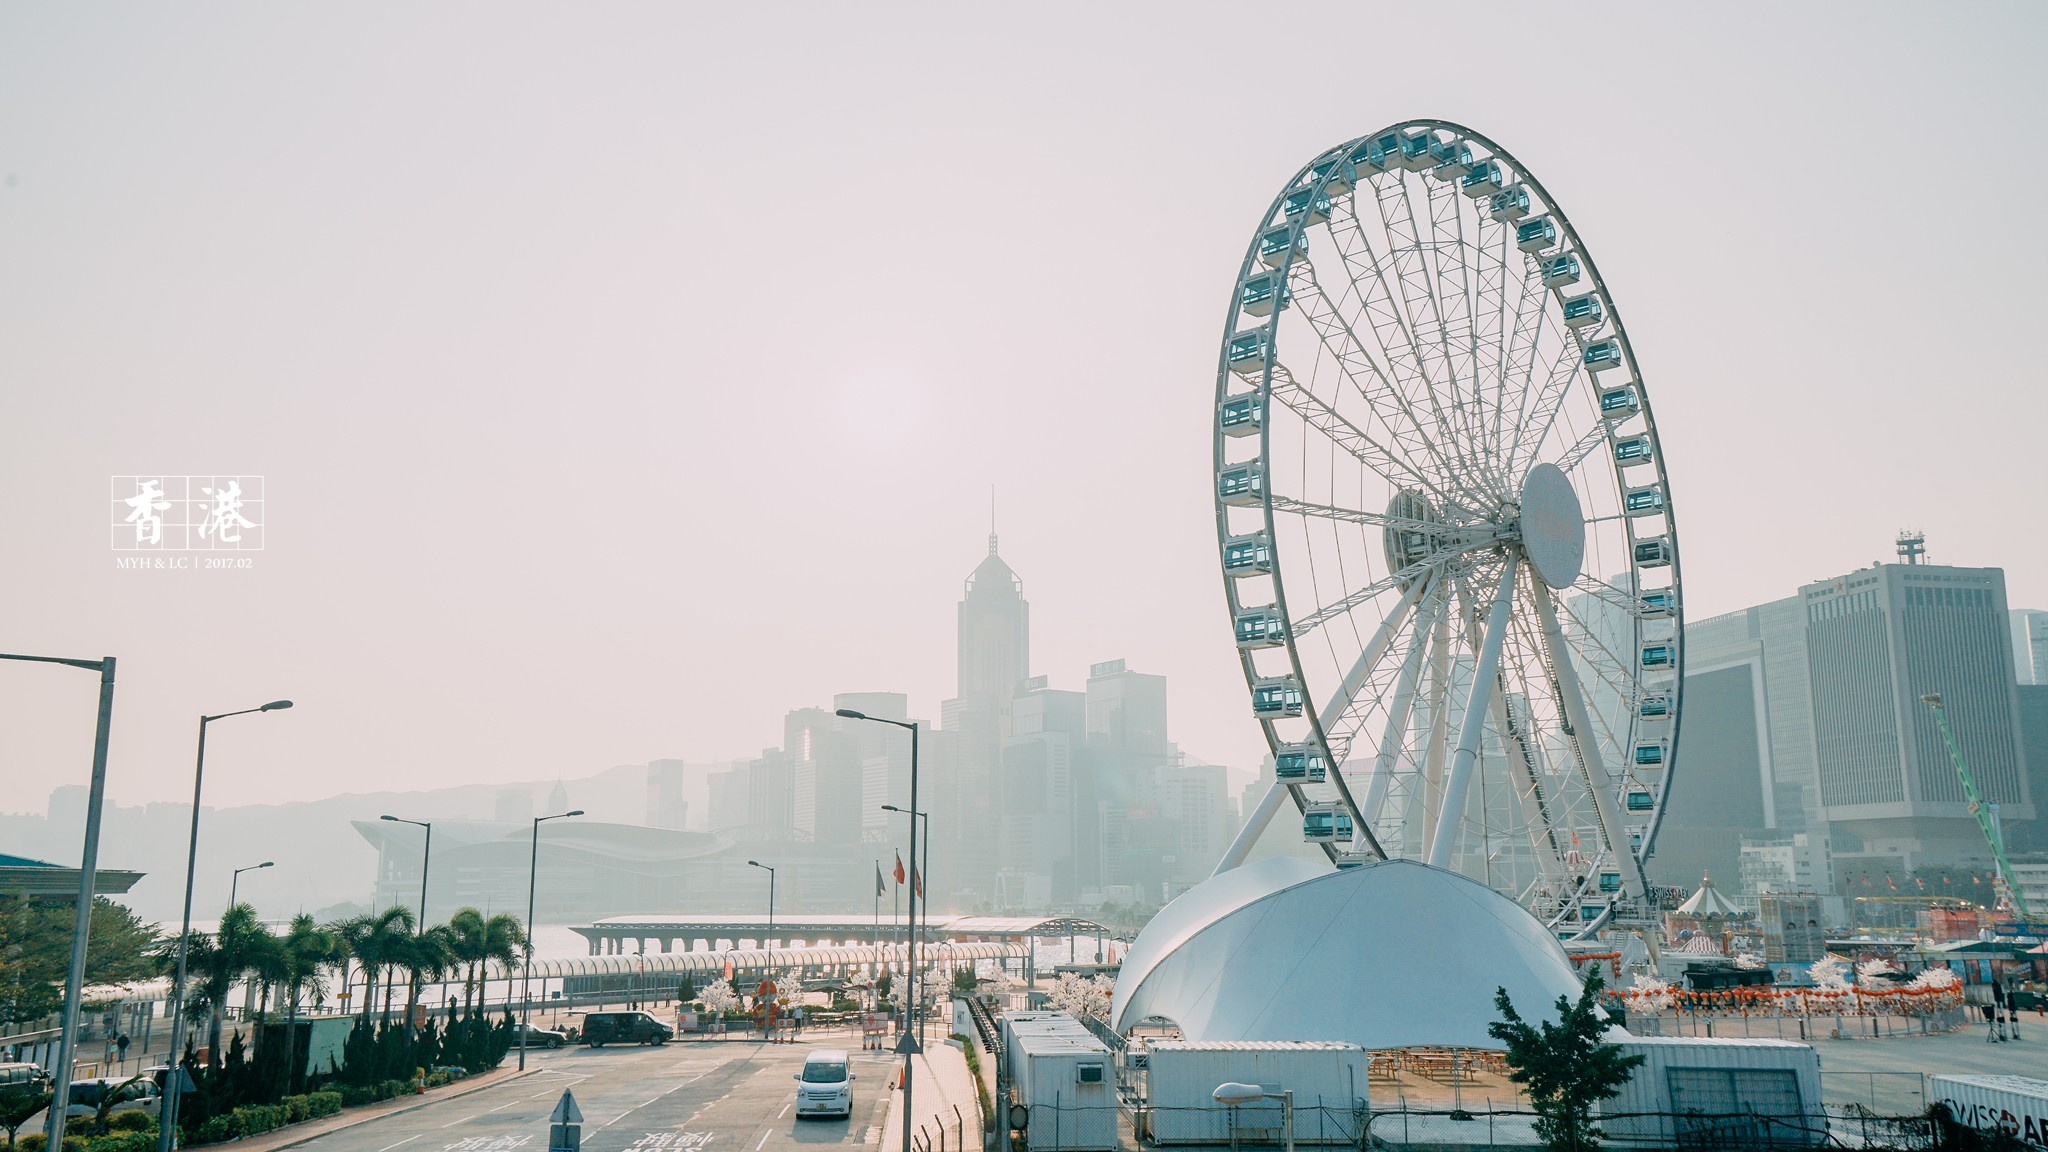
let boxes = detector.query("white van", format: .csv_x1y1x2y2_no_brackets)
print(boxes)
792,1048,855,1118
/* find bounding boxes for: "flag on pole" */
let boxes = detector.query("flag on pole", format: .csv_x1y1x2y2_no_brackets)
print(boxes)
914,868,924,900
893,853,906,885
876,864,887,897
1885,874,1897,891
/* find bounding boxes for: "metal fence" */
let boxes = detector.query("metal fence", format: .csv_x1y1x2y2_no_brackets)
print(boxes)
1628,1007,1968,1041
1362,1106,1947,1150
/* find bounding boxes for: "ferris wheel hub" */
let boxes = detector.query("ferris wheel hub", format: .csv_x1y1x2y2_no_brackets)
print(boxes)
1517,462,1586,588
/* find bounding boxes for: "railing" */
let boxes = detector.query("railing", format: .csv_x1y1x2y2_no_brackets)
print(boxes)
1364,1105,1926,1150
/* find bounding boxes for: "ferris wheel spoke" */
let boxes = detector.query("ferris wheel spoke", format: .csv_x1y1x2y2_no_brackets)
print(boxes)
1533,578,1647,900
1471,213,1519,462
1385,176,1496,493
1300,211,1475,492
1419,176,1488,479
1505,314,1587,475
1264,360,1464,508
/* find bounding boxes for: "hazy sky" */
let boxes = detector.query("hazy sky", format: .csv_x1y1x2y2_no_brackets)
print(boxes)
3,3,2045,813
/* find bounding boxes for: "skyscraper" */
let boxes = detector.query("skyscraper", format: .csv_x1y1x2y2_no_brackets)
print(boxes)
1674,553,2035,894
1807,563,2032,873
941,532,1030,901
2012,609,2048,685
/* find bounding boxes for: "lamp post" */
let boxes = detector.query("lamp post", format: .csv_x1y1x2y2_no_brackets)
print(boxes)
746,861,777,949
160,699,293,1152
0,652,115,1152
520,810,582,1071
1214,1082,1294,1152
228,861,273,909
378,815,433,930
836,708,919,1152
882,804,929,1042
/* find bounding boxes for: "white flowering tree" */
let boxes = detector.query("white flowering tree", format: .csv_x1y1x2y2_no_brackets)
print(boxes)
1622,974,1675,1014
1045,973,1116,1022
1808,955,1852,993
699,977,741,1016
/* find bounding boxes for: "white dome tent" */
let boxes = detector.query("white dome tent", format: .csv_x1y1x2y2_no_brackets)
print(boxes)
1112,857,1588,1051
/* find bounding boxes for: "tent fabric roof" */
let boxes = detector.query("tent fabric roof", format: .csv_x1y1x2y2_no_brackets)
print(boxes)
1675,874,1746,919
1111,857,1586,1050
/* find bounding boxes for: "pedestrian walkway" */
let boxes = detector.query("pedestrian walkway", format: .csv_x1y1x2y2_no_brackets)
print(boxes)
880,1039,983,1152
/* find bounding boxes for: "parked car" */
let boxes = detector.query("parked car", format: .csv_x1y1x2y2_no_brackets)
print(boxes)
581,1011,672,1047
63,1077,159,1120
792,1049,855,1119
0,1064,50,1092
513,1022,568,1049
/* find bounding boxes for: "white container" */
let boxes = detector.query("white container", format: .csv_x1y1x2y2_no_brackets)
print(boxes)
1598,1035,1824,1148
1009,1015,1117,1152
1932,1075,2048,1149
1142,1040,1366,1145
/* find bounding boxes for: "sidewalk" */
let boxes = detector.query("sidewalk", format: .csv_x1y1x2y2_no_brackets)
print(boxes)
880,1039,983,1152
225,1065,536,1152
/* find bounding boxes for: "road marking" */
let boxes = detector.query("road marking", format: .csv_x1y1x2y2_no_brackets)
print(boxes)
378,1137,421,1152
754,1132,771,1151
777,1103,790,1118
440,1115,478,1128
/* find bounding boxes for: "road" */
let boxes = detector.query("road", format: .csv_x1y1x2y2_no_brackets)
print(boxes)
294,1035,900,1152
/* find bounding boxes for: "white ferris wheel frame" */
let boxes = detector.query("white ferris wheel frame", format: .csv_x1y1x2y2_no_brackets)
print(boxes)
1209,120,1685,938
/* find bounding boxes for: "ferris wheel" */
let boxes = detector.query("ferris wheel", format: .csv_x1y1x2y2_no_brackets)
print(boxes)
1211,121,1683,937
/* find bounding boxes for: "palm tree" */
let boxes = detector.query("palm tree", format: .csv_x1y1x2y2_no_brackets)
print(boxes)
321,914,373,1021
350,907,414,1027
445,908,527,1016
398,925,456,1043
275,915,335,1093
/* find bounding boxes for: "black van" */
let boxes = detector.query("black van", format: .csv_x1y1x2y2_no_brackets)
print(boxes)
581,1011,673,1047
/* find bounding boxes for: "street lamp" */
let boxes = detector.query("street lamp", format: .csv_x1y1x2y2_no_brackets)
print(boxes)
837,707,921,1152
229,862,274,909
160,699,292,1152
881,803,930,1042
1214,1082,1295,1152
519,809,582,1071
378,815,433,930
747,861,777,950
0,652,115,1152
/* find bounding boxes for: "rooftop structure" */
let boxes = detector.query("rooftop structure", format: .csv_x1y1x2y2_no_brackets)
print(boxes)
1111,857,1583,1050
0,853,143,900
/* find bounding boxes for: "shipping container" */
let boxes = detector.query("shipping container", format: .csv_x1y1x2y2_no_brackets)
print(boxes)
1931,1075,2048,1149
1598,1035,1824,1148
1141,1040,1366,1145
1007,1015,1117,1152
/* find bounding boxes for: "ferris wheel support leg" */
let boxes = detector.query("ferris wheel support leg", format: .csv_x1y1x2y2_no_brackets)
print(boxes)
1532,577,1648,904
1427,553,1520,871
1361,579,1445,829
1212,779,1290,879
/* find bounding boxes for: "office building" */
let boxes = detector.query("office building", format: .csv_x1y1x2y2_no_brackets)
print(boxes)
1672,548,2035,896
2012,609,2048,685
646,759,688,829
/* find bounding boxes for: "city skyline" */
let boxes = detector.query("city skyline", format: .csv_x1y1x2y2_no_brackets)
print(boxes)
3,5,2046,817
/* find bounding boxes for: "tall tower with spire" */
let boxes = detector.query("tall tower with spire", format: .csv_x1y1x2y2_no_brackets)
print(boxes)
958,531,1029,700
940,528,1031,903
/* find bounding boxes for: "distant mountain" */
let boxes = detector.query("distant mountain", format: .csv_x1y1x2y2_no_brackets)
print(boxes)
0,761,722,925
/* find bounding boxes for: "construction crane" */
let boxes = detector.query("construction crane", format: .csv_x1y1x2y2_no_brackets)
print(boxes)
1920,693,2032,920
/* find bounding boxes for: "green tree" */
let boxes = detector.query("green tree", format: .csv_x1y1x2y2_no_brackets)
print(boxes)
396,925,455,1042
0,896,159,1026
0,1085,51,1147
273,914,336,1093
1488,973,1644,1152
444,909,525,1016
